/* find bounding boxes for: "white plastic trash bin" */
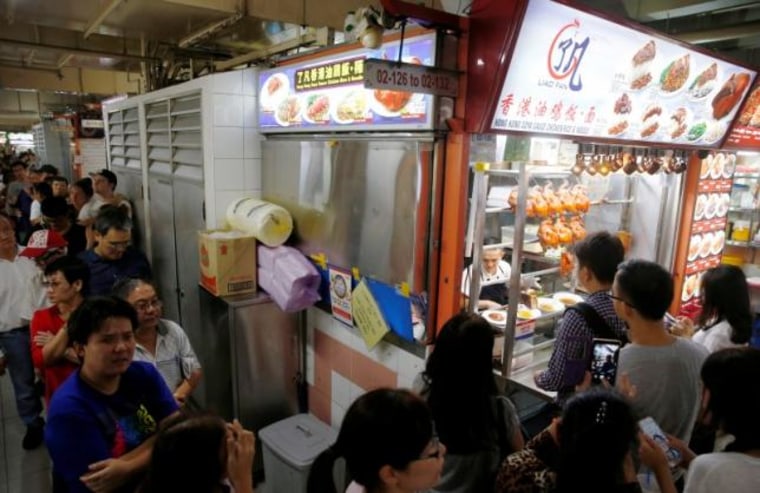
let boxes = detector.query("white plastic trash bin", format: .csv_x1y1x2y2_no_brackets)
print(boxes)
259,413,338,493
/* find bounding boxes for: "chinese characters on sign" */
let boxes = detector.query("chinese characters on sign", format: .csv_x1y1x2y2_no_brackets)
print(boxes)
295,58,365,91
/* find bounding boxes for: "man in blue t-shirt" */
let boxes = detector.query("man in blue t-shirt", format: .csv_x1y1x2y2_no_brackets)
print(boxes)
78,205,150,295
45,296,178,493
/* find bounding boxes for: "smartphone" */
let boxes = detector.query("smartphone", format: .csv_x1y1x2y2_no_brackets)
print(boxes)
590,338,621,385
638,417,682,468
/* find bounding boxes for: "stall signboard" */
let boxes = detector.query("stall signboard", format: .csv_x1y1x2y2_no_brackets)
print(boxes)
490,0,756,148
258,33,436,133
724,84,760,149
680,152,735,307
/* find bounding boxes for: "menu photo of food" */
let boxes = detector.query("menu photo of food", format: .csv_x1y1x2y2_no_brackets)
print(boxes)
332,90,369,124
688,62,719,101
659,54,691,95
737,85,760,128
371,88,416,118
694,194,708,221
712,71,752,120
607,93,632,136
666,107,689,139
302,94,331,124
274,96,303,127
260,73,290,111
688,234,701,262
639,104,663,138
630,40,656,90
681,272,702,302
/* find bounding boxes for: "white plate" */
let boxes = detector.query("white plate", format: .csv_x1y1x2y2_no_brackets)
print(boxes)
700,154,714,180
688,234,701,262
705,194,718,220
711,230,725,256
694,194,707,221
704,121,728,147
301,94,331,124
273,96,302,127
700,232,714,258
682,274,697,302
686,121,708,143
537,297,564,314
260,73,290,111
482,309,507,328
665,107,690,140
331,91,369,124
553,292,584,307
716,193,730,217
723,154,736,179
517,308,542,321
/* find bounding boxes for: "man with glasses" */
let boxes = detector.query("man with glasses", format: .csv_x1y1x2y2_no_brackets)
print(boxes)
612,260,708,446
113,278,202,406
79,205,151,295
534,231,628,402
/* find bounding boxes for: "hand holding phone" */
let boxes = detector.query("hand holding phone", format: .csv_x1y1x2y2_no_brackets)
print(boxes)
638,417,682,468
590,338,621,385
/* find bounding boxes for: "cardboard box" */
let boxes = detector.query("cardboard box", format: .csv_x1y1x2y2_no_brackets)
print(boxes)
198,230,257,296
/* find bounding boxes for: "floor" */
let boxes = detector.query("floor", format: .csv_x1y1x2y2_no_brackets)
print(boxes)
0,375,52,493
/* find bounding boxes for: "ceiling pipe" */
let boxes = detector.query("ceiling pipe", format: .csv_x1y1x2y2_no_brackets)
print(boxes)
0,38,159,63
674,21,760,44
83,0,125,39
177,11,244,48
214,32,317,71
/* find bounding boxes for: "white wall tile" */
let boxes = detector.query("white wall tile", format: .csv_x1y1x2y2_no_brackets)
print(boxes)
242,68,257,94
243,158,262,189
331,371,351,408
331,401,346,429
397,372,417,391
306,348,315,386
213,70,243,94
243,95,257,128
214,158,245,191
369,341,400,372
214,191,250,227
398,349,426,379
243,128,262,159
213,94,244,127
213,127,244,159
348,382,366,405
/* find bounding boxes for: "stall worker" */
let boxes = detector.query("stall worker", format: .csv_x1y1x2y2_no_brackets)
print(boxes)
462,243,512,310
78,205,151,296
45,296,179,493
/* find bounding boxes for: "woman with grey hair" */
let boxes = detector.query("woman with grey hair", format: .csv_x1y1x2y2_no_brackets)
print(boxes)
113,277,202,405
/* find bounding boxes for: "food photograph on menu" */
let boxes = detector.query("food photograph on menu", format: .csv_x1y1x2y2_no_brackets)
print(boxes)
490,0,757,148
258,33,436,133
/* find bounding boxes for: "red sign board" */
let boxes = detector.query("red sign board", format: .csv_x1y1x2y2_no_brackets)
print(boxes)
724,84,760,150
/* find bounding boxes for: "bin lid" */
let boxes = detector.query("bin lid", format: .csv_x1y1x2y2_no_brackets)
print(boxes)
259,414,338,468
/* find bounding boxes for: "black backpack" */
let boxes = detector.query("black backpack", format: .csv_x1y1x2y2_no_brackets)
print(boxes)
566,301,628,345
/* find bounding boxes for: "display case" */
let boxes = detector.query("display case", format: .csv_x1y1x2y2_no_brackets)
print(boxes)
465,160,638,396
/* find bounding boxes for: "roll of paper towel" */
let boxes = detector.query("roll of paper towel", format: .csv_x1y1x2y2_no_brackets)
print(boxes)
226,198,293,247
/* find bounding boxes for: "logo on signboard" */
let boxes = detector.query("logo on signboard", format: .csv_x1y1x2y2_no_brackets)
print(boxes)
546,19,589,92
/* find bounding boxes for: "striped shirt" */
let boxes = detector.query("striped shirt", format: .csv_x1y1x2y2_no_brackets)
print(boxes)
133,319,201,391
535,291,627,393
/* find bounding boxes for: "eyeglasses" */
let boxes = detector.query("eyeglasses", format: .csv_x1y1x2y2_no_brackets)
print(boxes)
106,240,130,251
133,298,162,312
608,292,636,309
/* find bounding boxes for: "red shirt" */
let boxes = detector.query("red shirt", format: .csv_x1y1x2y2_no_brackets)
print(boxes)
30,305,78,404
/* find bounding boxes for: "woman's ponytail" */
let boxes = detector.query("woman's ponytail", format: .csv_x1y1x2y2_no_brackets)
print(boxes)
307,446,342,493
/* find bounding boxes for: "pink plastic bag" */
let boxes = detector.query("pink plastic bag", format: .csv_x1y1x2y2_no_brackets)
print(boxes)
257,245,321,312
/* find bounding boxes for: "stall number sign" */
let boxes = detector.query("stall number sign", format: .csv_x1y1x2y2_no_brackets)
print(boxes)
364,59,459,97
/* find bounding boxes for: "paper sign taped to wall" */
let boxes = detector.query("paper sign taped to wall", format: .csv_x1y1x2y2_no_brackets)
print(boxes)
352,279,390,350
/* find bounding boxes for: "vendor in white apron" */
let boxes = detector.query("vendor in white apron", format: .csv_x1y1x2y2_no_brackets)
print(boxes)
461,246,512,310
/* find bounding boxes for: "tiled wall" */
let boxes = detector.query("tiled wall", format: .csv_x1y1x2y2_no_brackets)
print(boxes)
305,307,426,429
205,69,263,228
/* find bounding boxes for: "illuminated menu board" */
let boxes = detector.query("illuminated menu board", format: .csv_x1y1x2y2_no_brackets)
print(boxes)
491,0,756,148
724,84,760,149
680,153,735,306
258,33,436,133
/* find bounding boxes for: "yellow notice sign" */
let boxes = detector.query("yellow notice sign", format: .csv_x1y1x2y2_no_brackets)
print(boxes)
352,279,390,350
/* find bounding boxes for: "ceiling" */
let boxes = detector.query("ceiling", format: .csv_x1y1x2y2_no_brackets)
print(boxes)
0,0,757,129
